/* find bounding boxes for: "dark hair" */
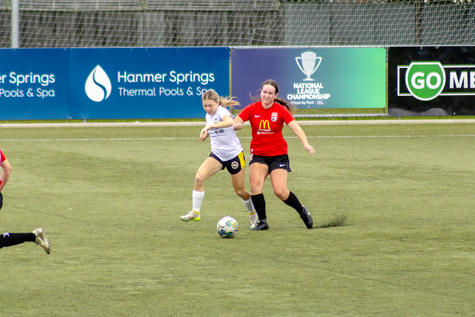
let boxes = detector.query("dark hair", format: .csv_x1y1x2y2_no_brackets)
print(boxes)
260,79,296,113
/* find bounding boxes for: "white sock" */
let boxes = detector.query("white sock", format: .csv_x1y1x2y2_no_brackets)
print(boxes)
192,190,205,212
242,198,255,214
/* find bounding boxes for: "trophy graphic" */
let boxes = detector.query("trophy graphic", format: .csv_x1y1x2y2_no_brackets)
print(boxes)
295,51,322,81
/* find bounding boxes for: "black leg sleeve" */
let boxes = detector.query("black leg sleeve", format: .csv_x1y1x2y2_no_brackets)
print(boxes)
251,193,267,221
0,232,36,248
284,191,304,214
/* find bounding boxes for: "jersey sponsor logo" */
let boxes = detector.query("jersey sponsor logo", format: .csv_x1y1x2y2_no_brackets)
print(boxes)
258,120,270,130
257,119,273,135
210,128,225,137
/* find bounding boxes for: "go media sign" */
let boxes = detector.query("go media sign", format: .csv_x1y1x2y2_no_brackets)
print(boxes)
398,61,475,101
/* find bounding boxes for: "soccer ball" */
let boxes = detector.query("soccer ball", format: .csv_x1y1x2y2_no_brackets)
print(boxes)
217,216,239,238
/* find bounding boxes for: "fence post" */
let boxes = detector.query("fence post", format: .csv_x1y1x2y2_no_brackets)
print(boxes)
11,0,19,48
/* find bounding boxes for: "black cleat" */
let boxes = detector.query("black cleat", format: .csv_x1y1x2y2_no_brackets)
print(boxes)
252,219,269,231
300,206,313,229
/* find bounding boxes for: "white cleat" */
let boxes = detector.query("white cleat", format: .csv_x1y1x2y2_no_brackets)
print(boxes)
33,228,51,255
180,210,200,222
249,211,258,230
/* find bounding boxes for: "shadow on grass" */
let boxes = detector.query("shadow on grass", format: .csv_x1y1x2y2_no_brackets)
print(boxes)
315,214,348,229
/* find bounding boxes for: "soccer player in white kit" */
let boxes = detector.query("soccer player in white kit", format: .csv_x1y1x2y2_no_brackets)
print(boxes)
180,89,258,229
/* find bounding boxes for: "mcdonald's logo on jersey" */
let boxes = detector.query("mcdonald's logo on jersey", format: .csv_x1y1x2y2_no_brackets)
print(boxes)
258,120,270,130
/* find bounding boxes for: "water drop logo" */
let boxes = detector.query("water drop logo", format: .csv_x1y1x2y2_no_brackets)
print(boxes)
85,65,112,102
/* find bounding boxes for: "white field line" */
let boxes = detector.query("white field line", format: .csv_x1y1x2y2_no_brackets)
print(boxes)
1,134,474,142
0,119,475,128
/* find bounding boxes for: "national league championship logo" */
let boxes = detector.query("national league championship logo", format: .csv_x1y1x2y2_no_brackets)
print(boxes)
295,51,322,81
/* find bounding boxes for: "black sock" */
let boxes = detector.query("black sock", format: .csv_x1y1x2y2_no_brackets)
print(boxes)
0,232,36,248
251,194,266,221
284,191,304,214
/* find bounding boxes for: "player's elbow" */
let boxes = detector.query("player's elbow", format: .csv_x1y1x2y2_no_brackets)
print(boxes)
1,163,12,175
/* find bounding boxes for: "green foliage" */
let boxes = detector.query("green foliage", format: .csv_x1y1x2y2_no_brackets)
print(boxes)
0,123,474,316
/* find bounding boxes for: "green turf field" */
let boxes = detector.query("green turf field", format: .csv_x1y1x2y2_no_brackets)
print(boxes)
0,123,474,316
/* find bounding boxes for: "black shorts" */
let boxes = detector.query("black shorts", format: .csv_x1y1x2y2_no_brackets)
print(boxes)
210,152,245,175
250,154,291,173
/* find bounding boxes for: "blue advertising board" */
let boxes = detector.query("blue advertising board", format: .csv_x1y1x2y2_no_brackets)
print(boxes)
69,47,229,119
0,47,229,120
0,48,70,120
231,48,386,109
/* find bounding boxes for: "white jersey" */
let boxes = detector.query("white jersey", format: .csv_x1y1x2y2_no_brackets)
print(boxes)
206,106,243,161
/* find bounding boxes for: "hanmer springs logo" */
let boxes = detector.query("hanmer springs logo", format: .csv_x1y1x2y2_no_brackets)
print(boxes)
85,65,112,102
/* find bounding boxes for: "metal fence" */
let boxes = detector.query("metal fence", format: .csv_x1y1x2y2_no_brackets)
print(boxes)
0,0,473,47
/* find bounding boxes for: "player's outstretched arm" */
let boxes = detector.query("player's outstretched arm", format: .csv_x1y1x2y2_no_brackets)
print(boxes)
288,120,315,155
233,116,244,130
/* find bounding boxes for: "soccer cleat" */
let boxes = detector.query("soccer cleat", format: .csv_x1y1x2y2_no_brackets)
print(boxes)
249,211,258,230
300,206,313,229
33,228,51,255
252,219,269,231
180,210,200,222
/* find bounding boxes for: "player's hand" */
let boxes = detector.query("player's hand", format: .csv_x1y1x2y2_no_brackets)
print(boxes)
200,127,209,141
233,121,243,130
305,144,315,156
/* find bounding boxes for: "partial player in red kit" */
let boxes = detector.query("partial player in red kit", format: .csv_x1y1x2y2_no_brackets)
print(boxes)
0,148,51,254
234,79,315,230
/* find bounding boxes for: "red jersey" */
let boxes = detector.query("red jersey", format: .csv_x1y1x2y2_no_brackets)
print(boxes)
238,101,294,156
0,149,5,163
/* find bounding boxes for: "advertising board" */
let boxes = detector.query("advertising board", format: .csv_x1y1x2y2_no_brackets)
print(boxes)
389,46,475,116
0,48,69,120
0,47,229,120
69,47,229,119
231,47,386,109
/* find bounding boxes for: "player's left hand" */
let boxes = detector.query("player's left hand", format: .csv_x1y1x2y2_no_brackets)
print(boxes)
305,144,315,156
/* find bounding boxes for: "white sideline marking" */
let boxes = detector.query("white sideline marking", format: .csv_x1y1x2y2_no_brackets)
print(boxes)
1,134,474,142
0,119,475,128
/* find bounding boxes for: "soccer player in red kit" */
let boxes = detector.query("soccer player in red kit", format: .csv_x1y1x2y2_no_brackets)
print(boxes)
234,79,315,230
0,148,51,254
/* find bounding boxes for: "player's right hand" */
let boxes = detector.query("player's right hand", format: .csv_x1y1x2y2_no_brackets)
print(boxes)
200,127,209,141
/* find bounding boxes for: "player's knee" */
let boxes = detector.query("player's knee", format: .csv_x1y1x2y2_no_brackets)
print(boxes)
250,183,263,195
194,174,205,187
233,187,247,198
274,188,289,201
